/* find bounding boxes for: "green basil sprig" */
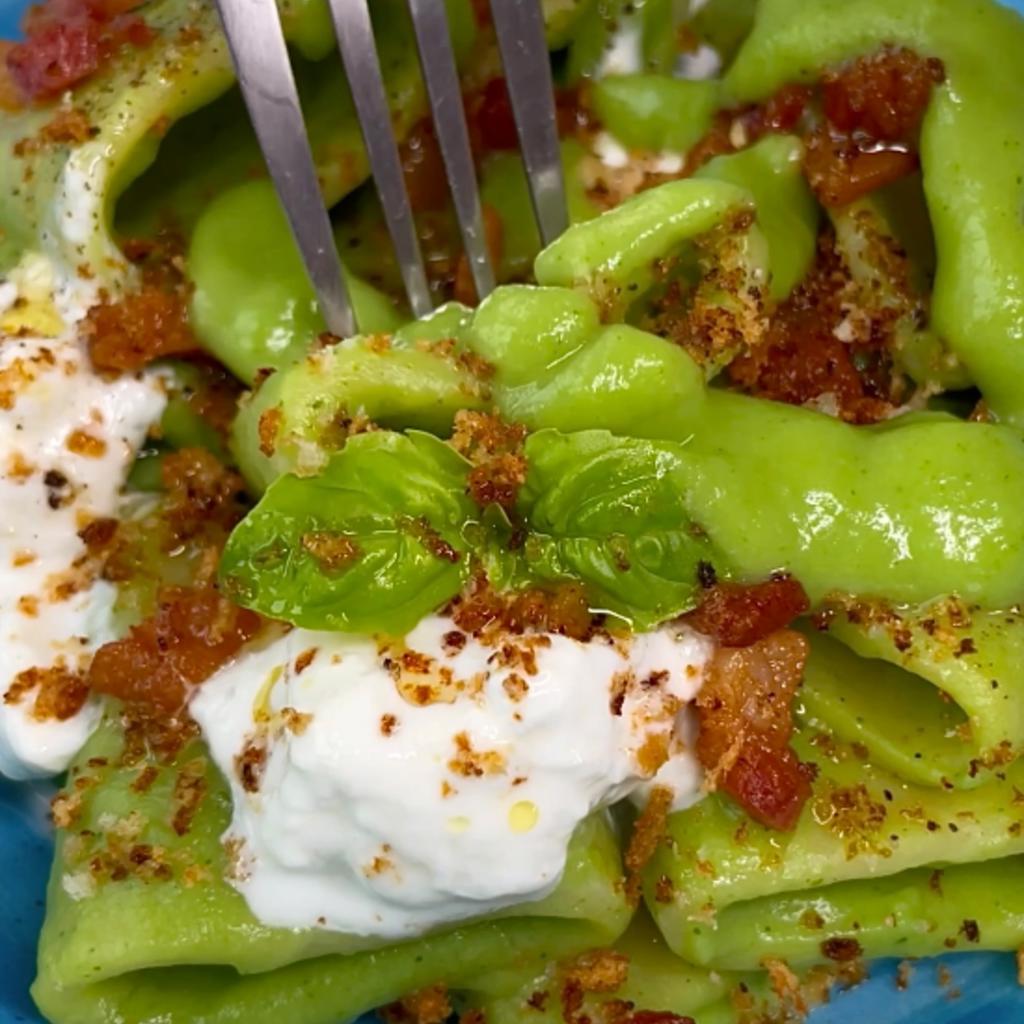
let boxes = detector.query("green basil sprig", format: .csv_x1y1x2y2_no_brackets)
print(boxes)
219,432,475,634
219,429,723,634
520,431,719,628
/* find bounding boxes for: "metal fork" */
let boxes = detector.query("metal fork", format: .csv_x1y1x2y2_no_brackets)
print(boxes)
214,0,569,338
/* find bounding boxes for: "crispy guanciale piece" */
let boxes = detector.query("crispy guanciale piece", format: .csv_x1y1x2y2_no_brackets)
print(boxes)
695,629,813,831
804,47,945,207
682,576,809,648
5,0,152,104
821,47,945,142
87,586,261,713
683,84,811,175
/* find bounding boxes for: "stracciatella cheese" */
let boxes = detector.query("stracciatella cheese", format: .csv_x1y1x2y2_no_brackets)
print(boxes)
192,615,713,938
0,255,166,779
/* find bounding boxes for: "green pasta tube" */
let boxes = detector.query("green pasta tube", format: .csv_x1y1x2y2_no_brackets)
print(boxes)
534,178,770,342
464,913,780,1024
33,716,631,1024
643,717,1024,970
189,181,403,382
803,601,1024,788
478,140,601,282
724,0,1024,426
232,366,1024,611
694,135,818,300
231,329,489,492
589,76,723,154
0,0,489,280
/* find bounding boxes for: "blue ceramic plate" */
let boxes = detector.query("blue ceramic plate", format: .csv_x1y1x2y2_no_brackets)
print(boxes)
3,2,1024,1021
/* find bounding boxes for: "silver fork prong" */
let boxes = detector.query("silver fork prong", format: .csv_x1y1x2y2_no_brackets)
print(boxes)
327,0,433,319
214,0,356,339
488,0,568,247
407,0,496,302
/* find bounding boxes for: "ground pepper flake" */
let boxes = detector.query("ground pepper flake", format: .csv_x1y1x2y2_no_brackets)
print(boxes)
821,937,863,963
169,756,207,835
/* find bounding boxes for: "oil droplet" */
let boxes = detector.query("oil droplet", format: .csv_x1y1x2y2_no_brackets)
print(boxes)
509,800,539,833
447,815,471,834
252,665,283,723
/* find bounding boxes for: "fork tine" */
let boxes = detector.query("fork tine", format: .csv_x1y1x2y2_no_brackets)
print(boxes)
488,0,569,247
327,0,433,319
407,0,496,302
214,0,356,339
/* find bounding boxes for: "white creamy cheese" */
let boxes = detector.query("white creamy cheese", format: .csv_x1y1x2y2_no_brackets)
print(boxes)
592,131,686,175
192,615,713,938
0,255,166,779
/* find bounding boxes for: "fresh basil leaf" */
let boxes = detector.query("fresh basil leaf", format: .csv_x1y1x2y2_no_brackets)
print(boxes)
518,430,724,629
219,432,475,634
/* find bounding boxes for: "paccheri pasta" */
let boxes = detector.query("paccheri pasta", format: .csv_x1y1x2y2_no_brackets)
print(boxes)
3,1,1024,1022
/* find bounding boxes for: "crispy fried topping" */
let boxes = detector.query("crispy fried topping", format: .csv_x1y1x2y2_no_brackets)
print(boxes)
696,630,812,831
820,937,863,963
805,48,944,207
169,756,207,836
159,448,247,547
3,662,89,722
257,405,283,457
86,233,197,372
728,234,903,423
623,785,673,905
88,585,261,713
300,531,361,571
235,738,267,793
13,106,96,155
682,577,810,648
379,985,452,1024
449,576,597,643
812,782,888,859
448,730,506,778
450,410,528,512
